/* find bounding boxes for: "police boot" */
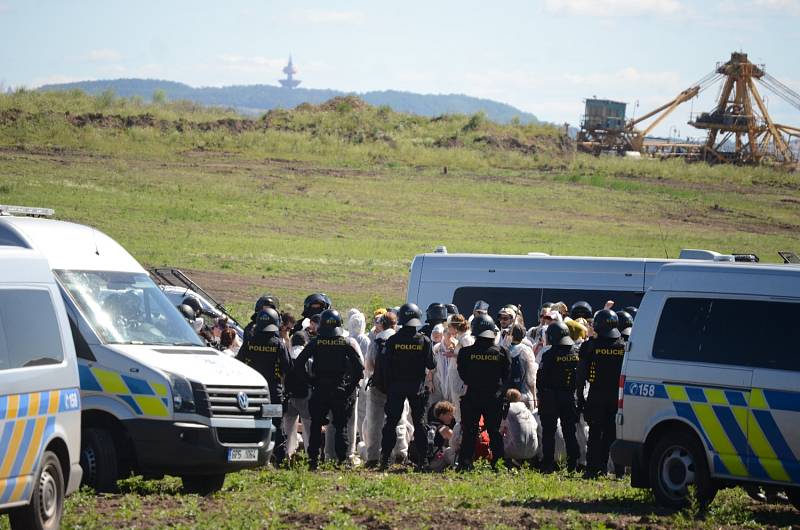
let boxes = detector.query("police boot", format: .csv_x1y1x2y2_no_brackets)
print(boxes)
378,455,390,471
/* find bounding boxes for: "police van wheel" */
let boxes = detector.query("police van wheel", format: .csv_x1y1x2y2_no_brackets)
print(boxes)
649,432,716,510
181,474,225,496
8,451,64,530
80,428,119,493
786,487,800,511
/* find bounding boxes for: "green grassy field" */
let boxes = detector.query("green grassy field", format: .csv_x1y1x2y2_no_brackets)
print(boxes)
2,90,798,319
1,91,800,528
0,467,794,530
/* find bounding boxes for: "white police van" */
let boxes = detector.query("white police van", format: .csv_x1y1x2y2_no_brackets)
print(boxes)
406,247,738,315
611,261,800,510
0,206,281,496
0,244,81,530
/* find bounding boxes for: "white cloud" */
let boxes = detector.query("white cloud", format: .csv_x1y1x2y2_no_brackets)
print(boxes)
87,48,122,62
544,0,682,16
288,9,365,24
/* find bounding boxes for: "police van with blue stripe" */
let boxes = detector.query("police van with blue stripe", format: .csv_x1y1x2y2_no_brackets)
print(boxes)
611,261,800,510
0,206,281,498
0,243,81,530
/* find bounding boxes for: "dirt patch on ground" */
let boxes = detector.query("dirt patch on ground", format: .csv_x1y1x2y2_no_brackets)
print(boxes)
90,493,222,529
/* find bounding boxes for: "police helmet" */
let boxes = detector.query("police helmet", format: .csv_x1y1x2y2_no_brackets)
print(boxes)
254,294,280,312
303,293,331,318
399,303,423,327
425,303,448,323
616,310,634,337
545,321,574,346
444,303,459,316
570,301,593,320
182,296,202,317
318,309,343,338
256,307,281,333
177,304,195,322
593,309,621,339
471,314,497,339
625,306,638,320
473,300,490,313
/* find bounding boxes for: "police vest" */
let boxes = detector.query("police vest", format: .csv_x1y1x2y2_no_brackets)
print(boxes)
540,344,579,391
458,339,508,390
239,334,286,390
310,336,356,382
385,330,432,384
585,337,626,394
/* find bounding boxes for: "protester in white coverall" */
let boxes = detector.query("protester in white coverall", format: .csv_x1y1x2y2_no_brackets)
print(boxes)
446,314,472,422
502,389,539,462
282,333,313,459
324,310,369,464
358,312,411,466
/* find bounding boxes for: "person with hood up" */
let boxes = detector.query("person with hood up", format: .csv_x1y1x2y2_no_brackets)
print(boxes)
496,305,518,350
426,323,449,416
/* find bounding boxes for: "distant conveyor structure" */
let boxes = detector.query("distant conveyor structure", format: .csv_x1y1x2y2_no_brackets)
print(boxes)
577,52,800,167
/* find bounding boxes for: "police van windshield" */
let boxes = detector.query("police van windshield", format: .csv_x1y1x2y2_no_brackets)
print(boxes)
55,270,204,347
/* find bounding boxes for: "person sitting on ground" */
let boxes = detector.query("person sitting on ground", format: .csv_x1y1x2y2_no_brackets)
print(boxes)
501,389,539,464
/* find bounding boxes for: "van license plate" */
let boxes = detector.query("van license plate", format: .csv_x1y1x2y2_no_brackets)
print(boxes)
261,404,282,418
228,448,258,462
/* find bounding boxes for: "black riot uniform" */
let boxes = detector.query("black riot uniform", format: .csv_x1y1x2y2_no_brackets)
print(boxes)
456,315,509,469
537,322,580,472
237,308,291,464
380,304,436,469
294,309,364,469
577,309,626,477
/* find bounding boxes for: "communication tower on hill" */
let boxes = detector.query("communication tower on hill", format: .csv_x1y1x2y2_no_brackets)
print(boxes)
279,56,301,89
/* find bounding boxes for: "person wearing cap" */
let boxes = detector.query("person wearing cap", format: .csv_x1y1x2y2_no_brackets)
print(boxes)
379,303,436,470
576,309,626,478
237,308,292,465
537,321,581,473
472,300,490,320
419,303,448,339
496,305,518,349
294,309,364,470
456,314,509,470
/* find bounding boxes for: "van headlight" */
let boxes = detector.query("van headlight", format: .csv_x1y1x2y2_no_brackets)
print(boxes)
167,372,196,413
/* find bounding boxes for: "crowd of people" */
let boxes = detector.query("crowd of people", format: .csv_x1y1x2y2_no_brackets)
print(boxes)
178,292,638,476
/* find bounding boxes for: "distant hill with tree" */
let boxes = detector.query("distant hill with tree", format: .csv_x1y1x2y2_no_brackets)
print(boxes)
38,78,539,124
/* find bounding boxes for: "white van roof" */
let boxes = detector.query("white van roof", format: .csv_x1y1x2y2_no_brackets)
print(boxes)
651,262,800,297
0,217,144,273
0,247,57,284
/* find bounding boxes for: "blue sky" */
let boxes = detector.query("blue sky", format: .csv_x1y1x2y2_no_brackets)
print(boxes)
1,0,798,135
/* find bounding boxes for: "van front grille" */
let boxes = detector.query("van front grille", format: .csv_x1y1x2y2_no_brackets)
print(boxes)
205,386,270,418
216,428,268,445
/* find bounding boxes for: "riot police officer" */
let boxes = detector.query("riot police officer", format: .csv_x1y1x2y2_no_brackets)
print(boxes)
456,314,509,469
537,322,580,473
292,293,331,334
237,308,291,465
418,303,448,338
570,301,593,321
243,294,280,339
294,309,364,470
379,303,436,470
576,309,626,478
616,310,634,342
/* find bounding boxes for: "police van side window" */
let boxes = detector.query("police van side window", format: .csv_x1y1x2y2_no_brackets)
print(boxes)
0,289,64,369
653,297,800,371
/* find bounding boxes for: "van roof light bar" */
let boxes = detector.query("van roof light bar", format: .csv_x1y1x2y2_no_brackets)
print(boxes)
0,204,55,218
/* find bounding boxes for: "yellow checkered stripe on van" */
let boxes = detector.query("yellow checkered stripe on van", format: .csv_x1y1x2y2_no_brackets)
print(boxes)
625,381,800,483
0,388,80,505
79,365,170,417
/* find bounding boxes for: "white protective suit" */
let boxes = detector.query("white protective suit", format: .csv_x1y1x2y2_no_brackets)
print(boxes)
503,401,539,461
447,331,473,422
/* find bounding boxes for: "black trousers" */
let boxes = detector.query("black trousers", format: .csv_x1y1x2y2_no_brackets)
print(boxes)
308,386,355,465
270,388,286,465
538,388,579,471
381,382,427,465
458,388,504,466
585,392,617,474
